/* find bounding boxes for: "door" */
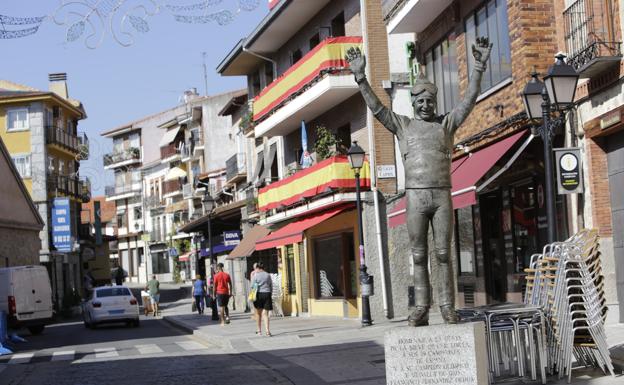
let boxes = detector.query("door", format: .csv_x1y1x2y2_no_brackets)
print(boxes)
479,190,508,303
607,131,624,321
13,268,36,321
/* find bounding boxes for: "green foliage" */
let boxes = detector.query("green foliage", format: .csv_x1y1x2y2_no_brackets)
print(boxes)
240,109,254,133
313,125,341,161
172,238,189,284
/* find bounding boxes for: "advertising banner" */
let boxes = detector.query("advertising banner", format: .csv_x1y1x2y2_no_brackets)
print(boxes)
223,230,241,246
52,197,72,252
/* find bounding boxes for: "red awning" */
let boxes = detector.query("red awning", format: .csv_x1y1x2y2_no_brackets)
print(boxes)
388,130,528,228
256,206,350,251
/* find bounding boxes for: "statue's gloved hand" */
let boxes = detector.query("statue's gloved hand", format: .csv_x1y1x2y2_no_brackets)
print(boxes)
471,36,493,71
345,46,366,82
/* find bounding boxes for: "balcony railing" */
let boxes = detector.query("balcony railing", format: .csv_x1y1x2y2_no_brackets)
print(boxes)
160,142,190,160
252,36,363,123
564,0,622,77
47,173,90,201
226,153,246,183
46,126,88,155
103,147,141,167
163,178,183,196
105,183,141,197
257,155,370,212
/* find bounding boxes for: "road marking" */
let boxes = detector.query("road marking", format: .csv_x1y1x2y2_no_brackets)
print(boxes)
51,351,75,361
135,344,163,355
94,348,118,359
176,341,205,351
8,353,33,364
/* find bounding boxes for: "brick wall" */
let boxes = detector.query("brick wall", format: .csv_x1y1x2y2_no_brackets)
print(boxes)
585,137,613,236
416,0,559,149
365,0,397,194
0,227,41,267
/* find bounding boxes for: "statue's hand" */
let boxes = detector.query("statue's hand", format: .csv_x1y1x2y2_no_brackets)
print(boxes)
345,46,366,79
471,36,493,66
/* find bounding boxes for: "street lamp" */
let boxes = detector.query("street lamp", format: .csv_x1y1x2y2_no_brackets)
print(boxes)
522,54,579,244
202,190,218,320
347,141,373,326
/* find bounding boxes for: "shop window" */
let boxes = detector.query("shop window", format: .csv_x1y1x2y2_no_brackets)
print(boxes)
464,0,511,92
313,232,355,299
331,12,345,37
285,244,296,294
454,206,476,275
510,182,538,273
424,32,459,115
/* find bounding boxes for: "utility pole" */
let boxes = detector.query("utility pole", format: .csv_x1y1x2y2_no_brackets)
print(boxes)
202,52,209,96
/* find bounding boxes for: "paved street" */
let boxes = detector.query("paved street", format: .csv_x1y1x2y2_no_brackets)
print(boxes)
0,315,289,385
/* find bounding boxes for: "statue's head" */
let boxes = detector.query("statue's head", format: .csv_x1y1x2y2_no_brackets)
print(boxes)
411,73,437,121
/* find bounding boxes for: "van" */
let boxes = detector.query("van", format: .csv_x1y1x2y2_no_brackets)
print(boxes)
0,265,54,335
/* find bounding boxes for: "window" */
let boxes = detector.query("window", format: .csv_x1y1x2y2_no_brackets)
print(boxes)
251,72,261,97
455,207,476,275
313,233,356,299
129,132,140,149
331,12,345,37
465,0,511,92
336,124,351,150
309,32,320,50
264,62,274,87
96,287,131,297
131,170,141,184
7,108,29,131
425,33,459,115
116,213,126,228
290,49,302,66
11,154,31,178
134,206,142,220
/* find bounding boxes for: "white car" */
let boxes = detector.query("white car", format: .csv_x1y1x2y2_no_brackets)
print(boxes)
82,286,140,328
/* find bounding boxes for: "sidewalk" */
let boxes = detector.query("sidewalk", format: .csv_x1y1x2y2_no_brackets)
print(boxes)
163,299,624,384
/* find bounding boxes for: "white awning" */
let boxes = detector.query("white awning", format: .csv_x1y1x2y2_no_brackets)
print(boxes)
165,166,187,181
159,127,180,147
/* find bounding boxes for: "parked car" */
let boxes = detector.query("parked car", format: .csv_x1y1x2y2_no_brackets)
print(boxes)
82,286,140,328
0,265,54,335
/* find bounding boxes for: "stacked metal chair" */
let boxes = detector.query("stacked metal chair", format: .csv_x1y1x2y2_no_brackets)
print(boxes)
523,229,614,383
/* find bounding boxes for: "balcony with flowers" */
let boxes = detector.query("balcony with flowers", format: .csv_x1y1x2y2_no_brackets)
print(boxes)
252,37,363,138
257,155,370,221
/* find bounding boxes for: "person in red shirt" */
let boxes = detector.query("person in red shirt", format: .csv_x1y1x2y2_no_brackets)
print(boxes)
213,263,232,325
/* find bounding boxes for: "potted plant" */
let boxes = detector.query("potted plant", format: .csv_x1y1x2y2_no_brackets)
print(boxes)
313,125,341,161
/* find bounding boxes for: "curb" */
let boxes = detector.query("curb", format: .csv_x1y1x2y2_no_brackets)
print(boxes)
163,316,233,350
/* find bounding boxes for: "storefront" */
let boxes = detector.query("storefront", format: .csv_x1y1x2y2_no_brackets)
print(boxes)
388,129,570,307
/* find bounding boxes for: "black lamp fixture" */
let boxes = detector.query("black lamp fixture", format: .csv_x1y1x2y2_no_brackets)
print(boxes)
347,141,366,173
522,54,579,244
543,54,580,111
202,190,215,212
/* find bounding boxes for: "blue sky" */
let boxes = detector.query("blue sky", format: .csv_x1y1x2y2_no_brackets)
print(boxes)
1,0,266,194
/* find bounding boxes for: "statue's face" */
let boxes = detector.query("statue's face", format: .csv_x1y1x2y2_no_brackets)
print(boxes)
412,91,436,121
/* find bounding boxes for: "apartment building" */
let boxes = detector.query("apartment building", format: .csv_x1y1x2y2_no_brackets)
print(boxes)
217,0,397,319
0,75,90,310
103,89,241,283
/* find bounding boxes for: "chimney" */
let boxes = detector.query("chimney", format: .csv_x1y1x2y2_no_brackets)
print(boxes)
49,73,68,99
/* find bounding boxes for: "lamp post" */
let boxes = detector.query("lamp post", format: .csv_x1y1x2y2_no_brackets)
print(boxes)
347,141,373,326
203,190,218,321
522,54,579,244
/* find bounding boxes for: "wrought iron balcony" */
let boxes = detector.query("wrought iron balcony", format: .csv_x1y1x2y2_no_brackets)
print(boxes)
564,0,622,78
47,173,90,202
103,147,141,167
46,126,88,155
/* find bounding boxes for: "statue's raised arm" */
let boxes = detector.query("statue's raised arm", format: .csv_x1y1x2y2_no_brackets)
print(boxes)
447,37,493,132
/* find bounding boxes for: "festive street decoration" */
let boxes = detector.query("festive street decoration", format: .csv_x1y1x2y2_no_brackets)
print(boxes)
0,0,261,48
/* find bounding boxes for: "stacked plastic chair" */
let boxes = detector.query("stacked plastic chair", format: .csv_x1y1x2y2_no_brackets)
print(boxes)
523,229,614,383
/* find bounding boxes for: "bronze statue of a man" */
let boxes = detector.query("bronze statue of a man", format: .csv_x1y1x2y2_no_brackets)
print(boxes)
346,37,492,326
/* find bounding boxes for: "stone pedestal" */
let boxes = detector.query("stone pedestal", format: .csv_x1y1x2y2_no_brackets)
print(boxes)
384,322,488,385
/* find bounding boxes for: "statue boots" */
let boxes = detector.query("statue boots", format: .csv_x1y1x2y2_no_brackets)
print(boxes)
408,306,429,327
437,251,458,324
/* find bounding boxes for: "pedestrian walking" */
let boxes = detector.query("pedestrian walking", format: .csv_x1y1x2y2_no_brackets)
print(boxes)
249,262,258,320
213,263,232,325
252,262,272,336
192,274,206,315
147,275,160,316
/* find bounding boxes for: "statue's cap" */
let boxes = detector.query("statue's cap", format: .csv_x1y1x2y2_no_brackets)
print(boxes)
411,72,437,97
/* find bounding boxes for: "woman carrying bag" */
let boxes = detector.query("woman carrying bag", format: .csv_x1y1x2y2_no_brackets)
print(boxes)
251,262,273,336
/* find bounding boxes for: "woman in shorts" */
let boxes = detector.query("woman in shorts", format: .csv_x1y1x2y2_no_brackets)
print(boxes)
252,262,273,336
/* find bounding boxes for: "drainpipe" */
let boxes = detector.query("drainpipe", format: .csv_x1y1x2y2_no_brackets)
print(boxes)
242,47,277,79
360,0,389,318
